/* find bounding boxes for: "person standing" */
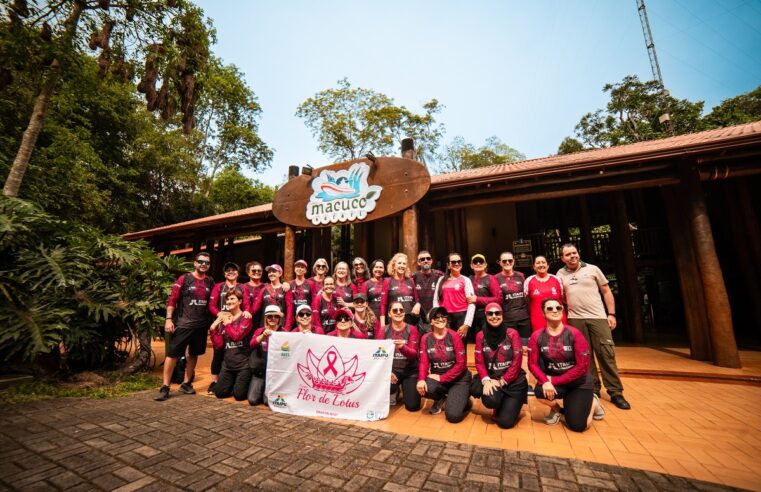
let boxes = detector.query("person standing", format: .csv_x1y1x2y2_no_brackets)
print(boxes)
524,255,566,332
468,253,500,344
207,262,247,395
243,261,265,329
433,253,475,342
494,252,531,342
556,243,631,410
155,252,214,401
289,259,315,329
383,253,421,325
364,259,386,329
412,250,444,319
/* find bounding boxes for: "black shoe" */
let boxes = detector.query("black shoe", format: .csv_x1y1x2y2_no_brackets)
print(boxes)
154,385,170,401
465,398,473,413
179,382,196,395
610,394,631,410
207,382,216,395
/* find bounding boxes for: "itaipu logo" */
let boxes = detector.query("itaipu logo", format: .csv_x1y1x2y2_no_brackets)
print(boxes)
272,394,287,408
373,347,389,358
297,345,366,394
306,162,382,225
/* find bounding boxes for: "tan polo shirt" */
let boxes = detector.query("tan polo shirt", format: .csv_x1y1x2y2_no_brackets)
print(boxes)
556,262,608,319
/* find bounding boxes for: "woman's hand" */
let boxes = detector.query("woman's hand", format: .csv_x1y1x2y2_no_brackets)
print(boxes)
483,379,498,397
416,380,427,396
282,282,291,292
242,311,252,319
393,339,405,348
337,297,348,307
263,329,273,338
457,324,469,338
542,381,556,401
411,303,421,315
466,294,477,304
390,373,398,384
429,374,441,382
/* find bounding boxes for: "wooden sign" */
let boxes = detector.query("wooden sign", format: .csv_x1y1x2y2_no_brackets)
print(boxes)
273,157,431,228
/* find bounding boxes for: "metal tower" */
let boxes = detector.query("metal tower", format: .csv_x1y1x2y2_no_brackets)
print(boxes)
636,0,673,131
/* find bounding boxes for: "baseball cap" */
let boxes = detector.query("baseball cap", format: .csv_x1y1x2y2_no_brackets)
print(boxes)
266,264,283,275
263,305,283,317
223,262,240,272
296,304,312,316
332,308,354,320
294,259,308,268
471,254,486,263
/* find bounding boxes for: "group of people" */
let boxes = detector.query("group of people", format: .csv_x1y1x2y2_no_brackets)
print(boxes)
156,244,631,433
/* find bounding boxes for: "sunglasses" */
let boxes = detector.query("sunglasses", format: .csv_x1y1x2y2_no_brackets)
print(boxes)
544,305,564,312
316,265,327,269
390,308,405,314
265,314,281,319
500,259,514,264
472,258,485,265
418,256,432,262
449,260,462,265
196,260,210,265
486,311,502,317
297,312,311,318
353,263,364,268
336,315,352,322
353,299,366,304
250,269,262,274
225,270,238,274
431,315,447,322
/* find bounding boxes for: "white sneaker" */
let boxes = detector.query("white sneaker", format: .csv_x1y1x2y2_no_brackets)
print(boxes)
544,408,562,425
593,394,605,420
430,399,445,415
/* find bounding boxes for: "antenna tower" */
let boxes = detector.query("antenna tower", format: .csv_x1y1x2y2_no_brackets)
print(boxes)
636,0,673,132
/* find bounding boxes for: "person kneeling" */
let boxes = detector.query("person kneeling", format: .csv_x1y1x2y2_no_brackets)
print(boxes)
247,305,284,406
528,299,603,432
417,307,472,423
210,288,254,401
471,303,527,429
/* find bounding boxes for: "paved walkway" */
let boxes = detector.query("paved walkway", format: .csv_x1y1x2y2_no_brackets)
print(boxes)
0,393,741,491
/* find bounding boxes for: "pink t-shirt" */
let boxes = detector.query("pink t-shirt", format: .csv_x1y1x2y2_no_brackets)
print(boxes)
440,276,470,313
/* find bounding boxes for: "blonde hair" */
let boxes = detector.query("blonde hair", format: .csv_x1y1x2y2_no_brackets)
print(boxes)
387,253,410,277
333,261,350,280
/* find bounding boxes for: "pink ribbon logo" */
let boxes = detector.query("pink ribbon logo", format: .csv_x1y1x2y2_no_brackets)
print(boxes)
323,351,338,377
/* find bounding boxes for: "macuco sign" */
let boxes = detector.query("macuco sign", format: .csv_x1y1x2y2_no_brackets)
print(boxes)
305,163,382,225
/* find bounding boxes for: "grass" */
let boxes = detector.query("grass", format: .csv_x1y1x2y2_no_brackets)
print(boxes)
0,372,160,405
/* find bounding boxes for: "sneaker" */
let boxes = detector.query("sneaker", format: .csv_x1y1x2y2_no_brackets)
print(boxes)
543,408,562,425
389,393,398,406
527,387,535,397
465,398,473,413
207,382,216,395
179,382,196,395
154,385,170,401
430,399,445,415
593,394,605,420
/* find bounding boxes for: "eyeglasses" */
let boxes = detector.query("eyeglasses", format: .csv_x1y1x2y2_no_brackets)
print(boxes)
353,263,364,268
196,260,210,265
265,314,281,320
544,305,564,312
390,308,405,314
418,256,432,262
449,260,462,265
336,315,352,322
250,269,262,274
500,259,514,264
431,315,447,322
297,312,312,318
472,258,485,265
486,311,502,317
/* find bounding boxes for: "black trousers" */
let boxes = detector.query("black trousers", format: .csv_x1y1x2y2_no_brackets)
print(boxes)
248,374,266,406
211,347,224,376
214,366,252,401
534,374,594,433
473,375,528,429
390,368,421,411
424,372,472,423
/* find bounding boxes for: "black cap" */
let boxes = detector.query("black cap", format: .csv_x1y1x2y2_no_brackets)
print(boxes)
428,306,448,320
223,262,240,272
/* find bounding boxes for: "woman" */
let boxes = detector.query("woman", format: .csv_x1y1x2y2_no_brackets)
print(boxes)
311,276,340,334
468,253,501,344
383,253,421,326
310,258,329,292
471,303,527,429
417,306,472,422
433,253,475,342
247,305,285,406
289,259,316,330
363,259,386,327
210,288,253,401
207,262,246,395
528,298,603,432
259,264,293,330
293,304,323,334
244,261,265,328
495,251,530,342
351,257,370,296
377,301,420,411
333,261,353,307
352,293,377,338
524,255,566,332
328,308,367,338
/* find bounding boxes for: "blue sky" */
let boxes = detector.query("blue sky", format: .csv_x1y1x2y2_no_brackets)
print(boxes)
195,0,761,186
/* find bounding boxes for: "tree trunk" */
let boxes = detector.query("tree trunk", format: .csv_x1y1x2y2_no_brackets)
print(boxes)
3,2,84,197
119,328,152,375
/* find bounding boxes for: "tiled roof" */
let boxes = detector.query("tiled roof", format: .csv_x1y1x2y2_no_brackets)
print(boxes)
431,120,761,187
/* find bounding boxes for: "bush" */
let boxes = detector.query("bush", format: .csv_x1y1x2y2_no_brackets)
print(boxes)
0,196,189,372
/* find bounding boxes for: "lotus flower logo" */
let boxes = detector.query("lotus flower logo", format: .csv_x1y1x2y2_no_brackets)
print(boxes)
297,345,366,394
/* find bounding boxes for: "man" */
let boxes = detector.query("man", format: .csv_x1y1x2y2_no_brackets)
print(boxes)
155,252,214,401
556,243,631,410
412,250,444,320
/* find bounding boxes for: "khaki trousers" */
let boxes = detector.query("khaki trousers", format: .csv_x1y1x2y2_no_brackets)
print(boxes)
568,318,624,397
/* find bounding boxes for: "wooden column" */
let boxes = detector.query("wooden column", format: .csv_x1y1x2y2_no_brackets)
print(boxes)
662,187,712,360
283,165,299,279
445,210,456,254
391,216,400,253
354,222,369,260
458,208,469,259
735,180,761,280
612,191,644,343
680,162,741,368
400,137,419,260
578,196,596,263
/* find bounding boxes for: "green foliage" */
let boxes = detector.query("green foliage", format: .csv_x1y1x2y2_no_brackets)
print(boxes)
296,78,444,163
207,167,276,214
557,137,585,155
703,85,761,128
0,196,189,368
0,373,161,405
438,136,525,174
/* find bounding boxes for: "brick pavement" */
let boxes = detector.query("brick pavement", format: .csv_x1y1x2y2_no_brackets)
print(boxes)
0,393,742,491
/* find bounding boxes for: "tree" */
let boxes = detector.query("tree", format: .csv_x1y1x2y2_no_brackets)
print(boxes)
207,167,276,214
703,85,761,128
437,136,525,174
2,0,212,197
557,137,585,155
295,78,444,163
194,57,273,195
564,75,705,149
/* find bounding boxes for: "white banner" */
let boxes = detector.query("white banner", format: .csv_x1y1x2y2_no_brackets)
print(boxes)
265,332,394,421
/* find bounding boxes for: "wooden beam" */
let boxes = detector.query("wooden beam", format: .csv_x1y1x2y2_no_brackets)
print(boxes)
402,206,418,266
680,162,741,368
612,191,644,343
578,196,595,262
